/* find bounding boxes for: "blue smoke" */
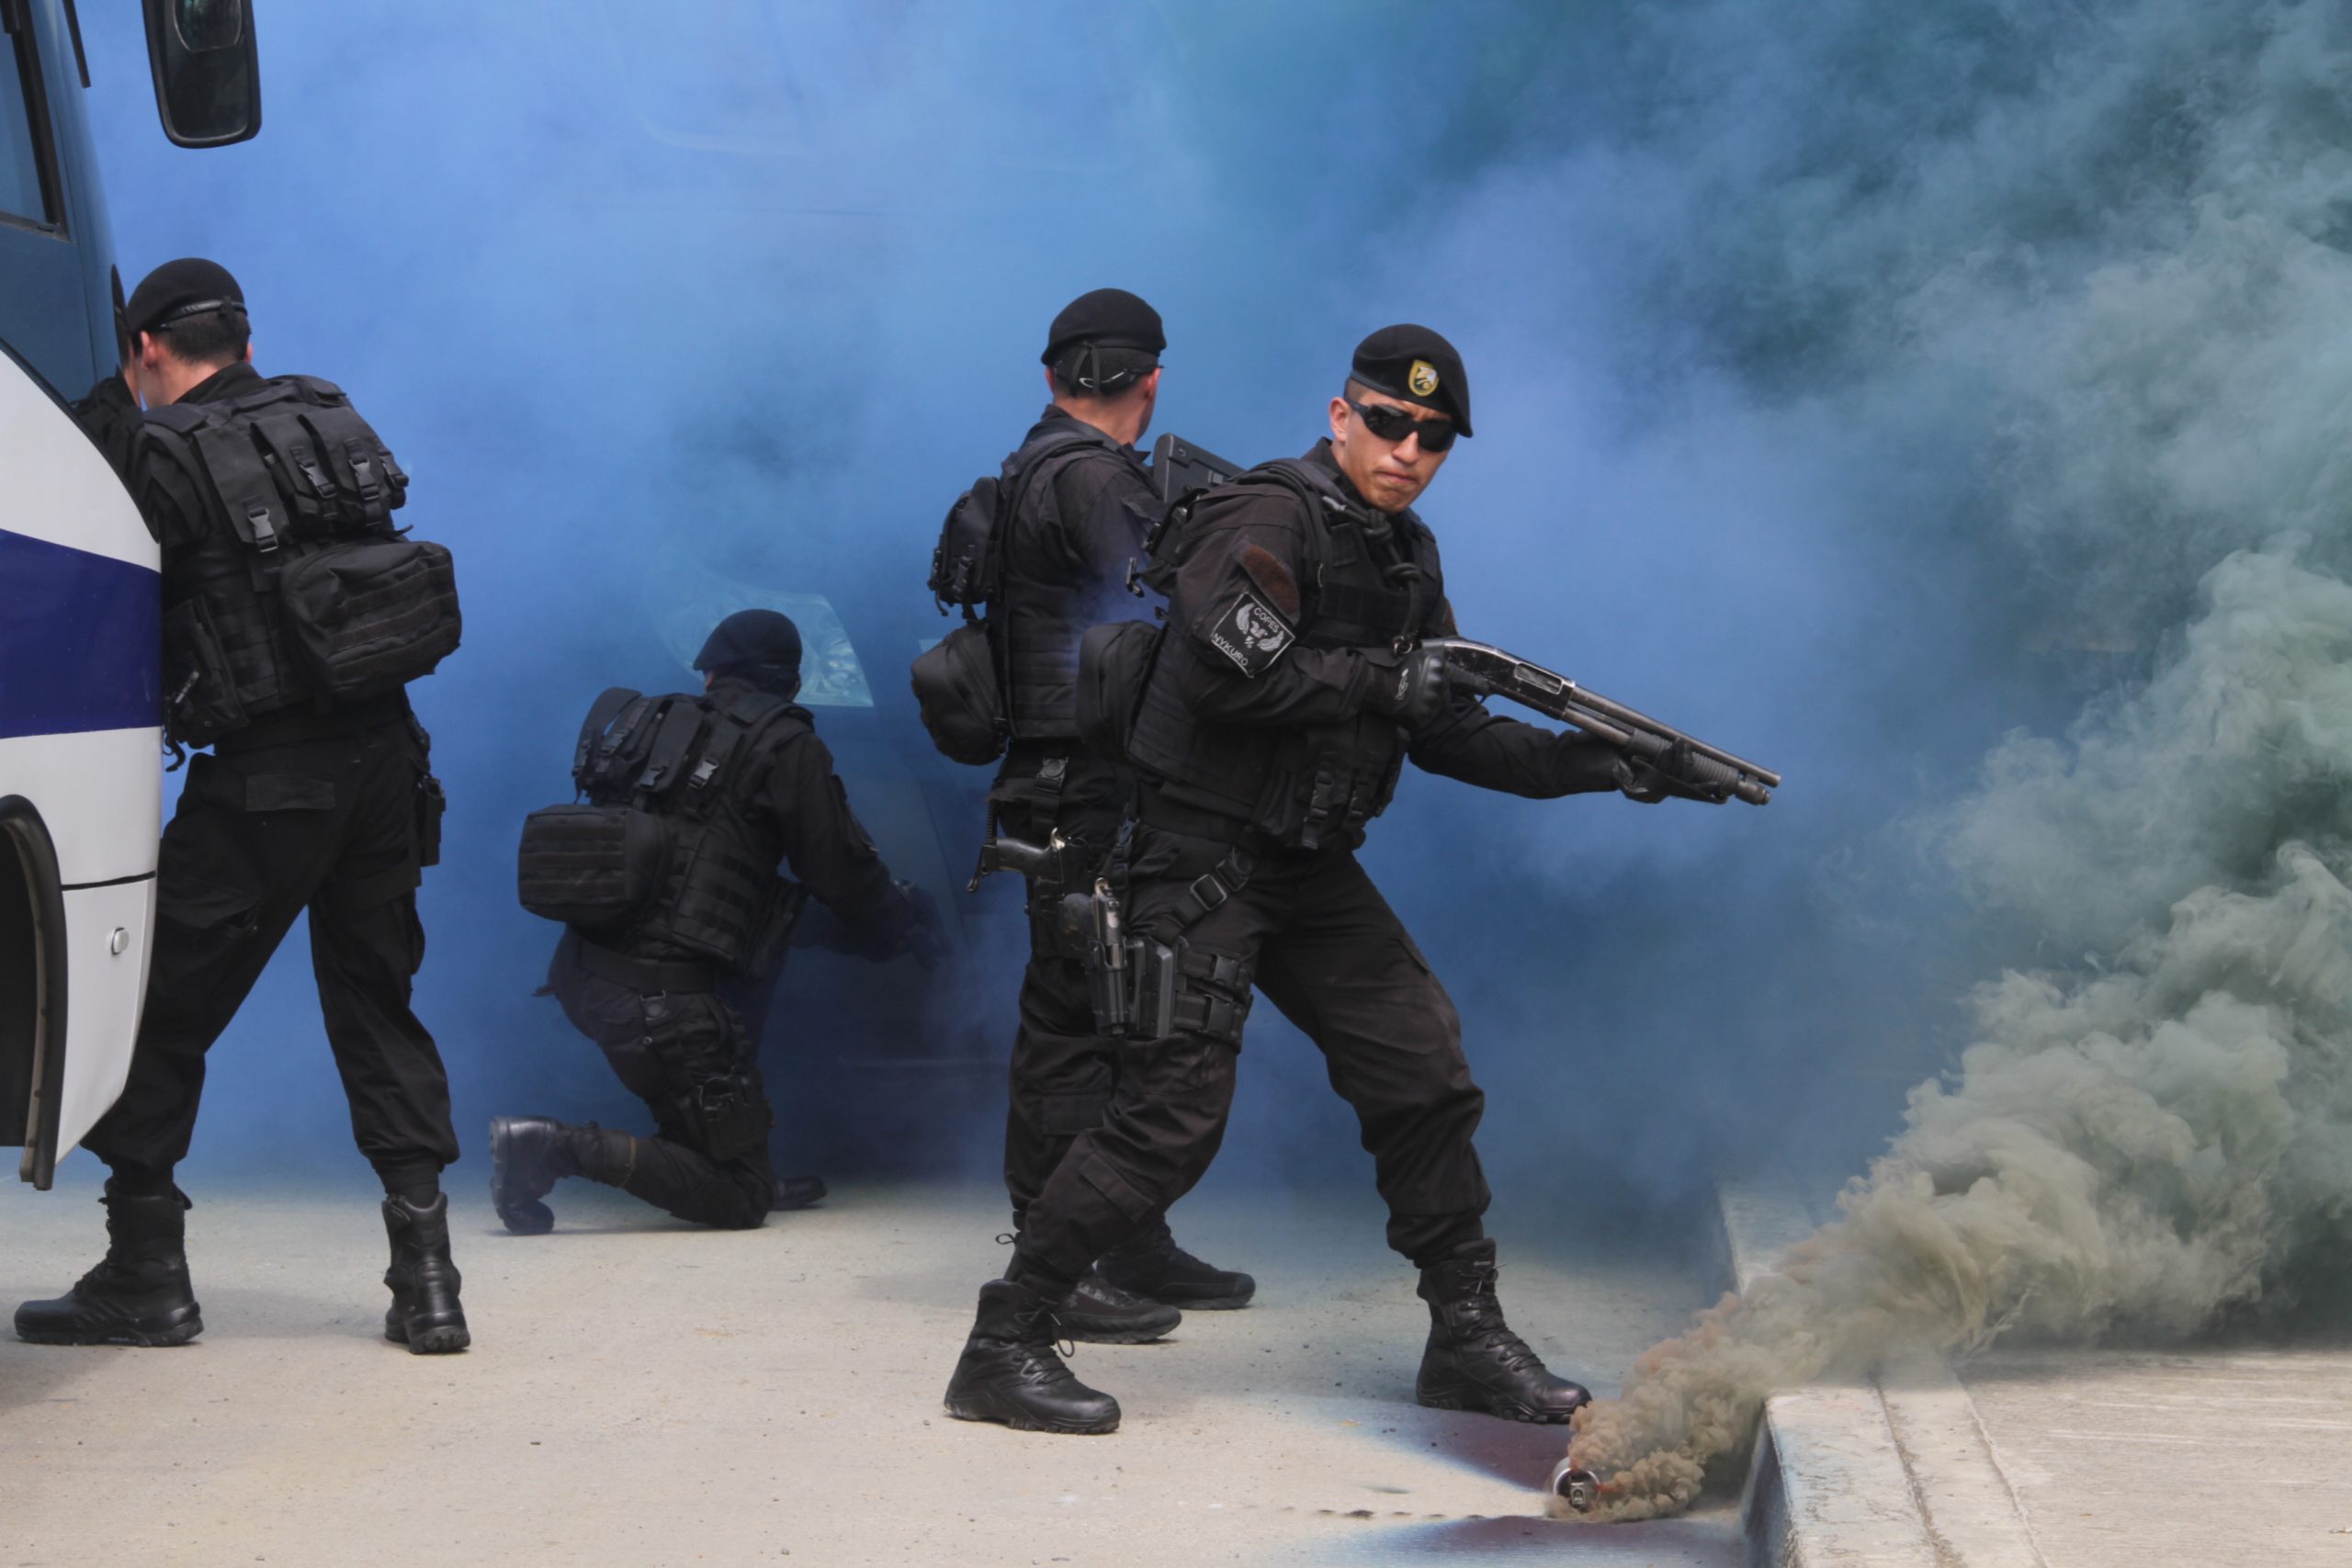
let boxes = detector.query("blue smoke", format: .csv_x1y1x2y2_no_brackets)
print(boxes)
69,3,2335,1224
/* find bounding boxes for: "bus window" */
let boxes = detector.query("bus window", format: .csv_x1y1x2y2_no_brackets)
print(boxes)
0,4,58,227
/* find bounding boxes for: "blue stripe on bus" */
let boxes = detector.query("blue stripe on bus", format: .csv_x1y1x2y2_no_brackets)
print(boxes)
0,529,160,740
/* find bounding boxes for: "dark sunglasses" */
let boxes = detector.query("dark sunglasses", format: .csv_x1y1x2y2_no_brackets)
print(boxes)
1346,398,1458,452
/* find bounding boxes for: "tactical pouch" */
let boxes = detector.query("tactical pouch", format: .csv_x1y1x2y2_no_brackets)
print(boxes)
1162,944,1250,1044
515,803,672,927
926,479,1004,612
673,1068,772,1163
161,596,247,745
276,537,462,700
1073,618,1161,767
1124,935,1182,1042
910,619,1007,765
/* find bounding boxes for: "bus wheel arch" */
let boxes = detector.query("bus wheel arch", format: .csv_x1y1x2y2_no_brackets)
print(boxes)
0,797,72,1186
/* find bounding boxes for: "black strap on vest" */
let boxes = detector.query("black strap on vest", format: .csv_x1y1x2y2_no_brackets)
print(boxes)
632,700,707,799
1244,459,1425,650
190,416,288,555
571,686,642,783
985,423,1124,738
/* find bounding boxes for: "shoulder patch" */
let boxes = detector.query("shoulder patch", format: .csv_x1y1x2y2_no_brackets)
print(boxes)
1237,543,1302,620
1207,591,1297,677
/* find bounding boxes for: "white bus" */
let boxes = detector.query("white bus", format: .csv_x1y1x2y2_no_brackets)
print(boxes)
1,0,257,1189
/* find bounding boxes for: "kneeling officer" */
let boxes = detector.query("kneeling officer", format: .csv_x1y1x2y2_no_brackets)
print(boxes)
496,610,941,1232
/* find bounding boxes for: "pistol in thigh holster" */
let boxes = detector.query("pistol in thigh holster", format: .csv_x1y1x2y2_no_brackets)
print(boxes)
1057,875,1164,1040
1059,878,1246,1046
671,1068,771,1163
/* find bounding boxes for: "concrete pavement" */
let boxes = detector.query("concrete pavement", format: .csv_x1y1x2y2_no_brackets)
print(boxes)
2,1173,1741,1567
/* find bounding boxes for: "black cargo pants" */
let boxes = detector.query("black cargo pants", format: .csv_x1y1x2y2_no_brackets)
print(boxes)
992,743,1135,1232
85,715,458,1190
1013,821,1492,1287
546,935,775,1229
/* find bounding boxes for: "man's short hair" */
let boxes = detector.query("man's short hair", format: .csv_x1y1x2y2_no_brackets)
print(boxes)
150,307,251,369
1051,344,1159,400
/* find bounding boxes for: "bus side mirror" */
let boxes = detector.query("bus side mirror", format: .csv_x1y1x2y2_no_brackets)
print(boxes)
141,0,261,149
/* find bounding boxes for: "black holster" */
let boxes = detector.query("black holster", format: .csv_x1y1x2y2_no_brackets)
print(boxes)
672,1069,769,1164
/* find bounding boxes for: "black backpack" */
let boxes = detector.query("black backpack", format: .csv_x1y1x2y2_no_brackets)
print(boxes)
515,685,806,973
911,425,1103,763
515,688,686,930
151,377,460,740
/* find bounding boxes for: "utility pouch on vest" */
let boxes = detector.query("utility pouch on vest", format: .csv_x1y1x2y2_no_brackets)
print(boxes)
910,618,1008,765
161,596,247,745
926,479,1004,613
1074,618,1160,766
275,537,462,701
515,804,673,927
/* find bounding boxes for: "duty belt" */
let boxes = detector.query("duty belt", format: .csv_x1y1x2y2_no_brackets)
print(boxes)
565,930,720,994
1134,786,1274,854
210,691,411,753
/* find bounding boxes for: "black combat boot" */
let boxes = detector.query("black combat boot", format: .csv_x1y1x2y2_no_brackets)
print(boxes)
1097,1218,1256,1309
14,1186,203,1347
944,1274,1122,1434
490,1116,637,1235
381,1193,470,1354
1413,1240,1589,1423
1051,1270,1181,1344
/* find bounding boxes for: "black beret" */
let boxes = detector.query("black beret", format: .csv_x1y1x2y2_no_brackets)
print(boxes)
126,257,246,337
1042,288,1166,365
694,609,802,675
1351,323,1470,438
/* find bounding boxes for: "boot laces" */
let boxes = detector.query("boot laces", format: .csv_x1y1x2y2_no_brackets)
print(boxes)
1012,1298,1079,1366
1466,1318,1546,1375
77,1256,130,1292
1442,1265,1546,1373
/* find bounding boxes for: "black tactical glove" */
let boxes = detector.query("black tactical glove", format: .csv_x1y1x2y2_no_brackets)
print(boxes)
1365,646,1452,731
897,879,946,970
1612,737,1730,806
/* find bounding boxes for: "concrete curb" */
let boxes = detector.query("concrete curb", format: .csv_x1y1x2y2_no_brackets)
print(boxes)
1715,1173,2047,1568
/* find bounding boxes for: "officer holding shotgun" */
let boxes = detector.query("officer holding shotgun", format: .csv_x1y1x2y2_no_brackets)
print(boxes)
943,324,1737,1435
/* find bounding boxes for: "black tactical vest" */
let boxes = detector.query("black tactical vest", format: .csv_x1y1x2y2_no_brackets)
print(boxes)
568,684,811,970
998,423,1151,740
144,375,456,744
1127,457,1445,851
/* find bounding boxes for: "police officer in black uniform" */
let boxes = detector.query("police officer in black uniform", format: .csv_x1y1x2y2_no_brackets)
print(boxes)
944,325,1724,1434
17,259,472,1354
492,610,943,1233
982,289,1251,1343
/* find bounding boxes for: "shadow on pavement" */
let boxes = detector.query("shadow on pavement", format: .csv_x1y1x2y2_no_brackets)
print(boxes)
1317,1511,1740,1564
